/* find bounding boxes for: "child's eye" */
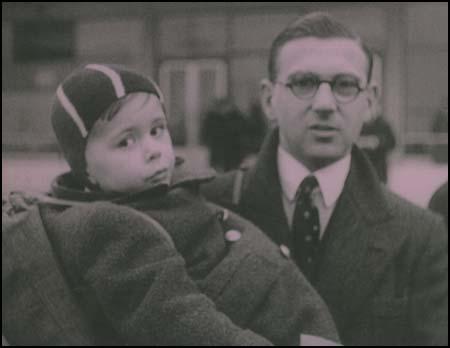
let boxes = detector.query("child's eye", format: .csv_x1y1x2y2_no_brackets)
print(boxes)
150,125,166,137
117,135,136,148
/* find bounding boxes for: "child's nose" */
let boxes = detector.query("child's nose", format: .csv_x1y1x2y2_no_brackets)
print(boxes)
145,150,161,163
142,137,162,162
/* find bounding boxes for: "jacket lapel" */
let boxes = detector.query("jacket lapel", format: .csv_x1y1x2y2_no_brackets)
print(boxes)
315,147,403,329
240,129,290,245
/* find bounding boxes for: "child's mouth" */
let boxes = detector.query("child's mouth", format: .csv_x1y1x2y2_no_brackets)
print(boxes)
145,169,168,183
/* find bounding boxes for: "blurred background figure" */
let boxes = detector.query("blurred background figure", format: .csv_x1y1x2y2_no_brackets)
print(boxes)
201,99,269,172
240,101,269,166
358,113,396,183
429,181,448,228
201,98,248,172
431,98,448,164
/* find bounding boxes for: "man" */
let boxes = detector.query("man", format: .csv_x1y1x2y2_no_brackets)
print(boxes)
429,181,448,228
201,98,248,172
358,114,396,183
202,12,448,346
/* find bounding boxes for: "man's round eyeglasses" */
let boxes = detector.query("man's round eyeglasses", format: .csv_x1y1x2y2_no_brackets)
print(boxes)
276,74,367,104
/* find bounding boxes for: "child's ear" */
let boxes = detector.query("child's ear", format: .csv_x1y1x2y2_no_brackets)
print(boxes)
84,172,103,191
85,168,98,186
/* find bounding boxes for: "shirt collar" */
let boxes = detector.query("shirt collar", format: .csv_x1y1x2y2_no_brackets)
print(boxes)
277,146,351,207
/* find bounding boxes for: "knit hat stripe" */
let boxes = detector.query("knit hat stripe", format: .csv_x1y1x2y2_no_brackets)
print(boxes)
56,85,88,138
86,64,126,98
148,77,164,104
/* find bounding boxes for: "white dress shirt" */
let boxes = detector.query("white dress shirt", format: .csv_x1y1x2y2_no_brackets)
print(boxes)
277,146,351,239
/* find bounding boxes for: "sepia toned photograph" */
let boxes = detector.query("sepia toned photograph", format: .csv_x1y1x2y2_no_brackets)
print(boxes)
2,2,448,346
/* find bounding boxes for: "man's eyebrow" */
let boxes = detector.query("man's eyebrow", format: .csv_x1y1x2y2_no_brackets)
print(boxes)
286,71,318,81
334,73,363,84
151,115,166,123
287,71,362,81
288,71,314,77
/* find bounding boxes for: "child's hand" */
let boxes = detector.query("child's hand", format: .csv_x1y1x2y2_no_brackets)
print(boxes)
300,334,342,346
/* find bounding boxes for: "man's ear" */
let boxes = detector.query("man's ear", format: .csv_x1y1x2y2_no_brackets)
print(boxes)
260,78,277,126
363,82,380,123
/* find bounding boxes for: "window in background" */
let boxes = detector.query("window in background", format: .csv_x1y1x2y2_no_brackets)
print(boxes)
159,59,227,146
13,20,75,63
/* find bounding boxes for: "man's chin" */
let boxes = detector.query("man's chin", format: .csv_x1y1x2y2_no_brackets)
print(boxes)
303,146,348,168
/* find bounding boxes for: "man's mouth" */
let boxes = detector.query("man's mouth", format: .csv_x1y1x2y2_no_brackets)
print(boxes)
308,124,339,139
309,124,338,131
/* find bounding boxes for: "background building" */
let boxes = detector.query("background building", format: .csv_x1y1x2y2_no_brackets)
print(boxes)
2,2,448,205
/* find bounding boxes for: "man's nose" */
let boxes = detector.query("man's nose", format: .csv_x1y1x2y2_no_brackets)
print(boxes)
311,83,337,116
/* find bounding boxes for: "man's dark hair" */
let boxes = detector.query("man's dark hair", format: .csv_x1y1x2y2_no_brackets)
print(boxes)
268,12,373,83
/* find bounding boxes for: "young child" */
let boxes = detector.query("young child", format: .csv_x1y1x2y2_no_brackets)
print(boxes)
38,64,339,345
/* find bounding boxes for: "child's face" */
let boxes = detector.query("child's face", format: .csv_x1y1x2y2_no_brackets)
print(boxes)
85,92,175,193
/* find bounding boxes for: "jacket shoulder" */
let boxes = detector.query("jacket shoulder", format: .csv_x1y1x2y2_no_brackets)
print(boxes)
382,188,447,242
384,188,444,223
200,170,239,207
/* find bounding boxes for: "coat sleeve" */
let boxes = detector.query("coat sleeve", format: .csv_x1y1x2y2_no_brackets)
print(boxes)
247,261,340,346
410,216,448,346
69,202,272,346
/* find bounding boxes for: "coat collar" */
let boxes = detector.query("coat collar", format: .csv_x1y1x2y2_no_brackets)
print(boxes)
277,145,351,208
50,157,216,204
244,128,392,227
240,129,291,245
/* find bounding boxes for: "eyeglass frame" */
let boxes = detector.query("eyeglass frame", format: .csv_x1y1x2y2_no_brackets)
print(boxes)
275,74,369,104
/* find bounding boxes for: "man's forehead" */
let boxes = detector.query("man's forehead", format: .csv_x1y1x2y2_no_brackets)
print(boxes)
278,37,368,80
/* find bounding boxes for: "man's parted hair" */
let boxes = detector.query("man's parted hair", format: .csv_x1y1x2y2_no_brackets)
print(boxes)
268,12,373,83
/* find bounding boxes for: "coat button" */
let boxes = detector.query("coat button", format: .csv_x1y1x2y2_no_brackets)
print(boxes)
225,229,241,242
280,244,291,258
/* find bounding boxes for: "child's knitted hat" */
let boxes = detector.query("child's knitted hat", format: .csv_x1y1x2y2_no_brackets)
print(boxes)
51,64,164,183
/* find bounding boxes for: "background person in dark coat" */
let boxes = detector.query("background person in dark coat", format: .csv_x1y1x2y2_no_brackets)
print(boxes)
202,12,448,346
358,114,396,183
201,98,248,172
431,100,448,164
429,181,448,228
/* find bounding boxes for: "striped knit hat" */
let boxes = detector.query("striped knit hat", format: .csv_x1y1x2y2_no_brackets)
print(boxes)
51,64,165,184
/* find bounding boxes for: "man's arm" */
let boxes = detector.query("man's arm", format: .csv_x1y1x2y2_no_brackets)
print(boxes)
410,217,448,346
247,261,340,345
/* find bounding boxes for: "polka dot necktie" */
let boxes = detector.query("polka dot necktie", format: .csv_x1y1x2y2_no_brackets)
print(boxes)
292,175,320,281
